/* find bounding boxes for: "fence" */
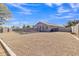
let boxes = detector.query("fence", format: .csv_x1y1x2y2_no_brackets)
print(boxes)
0,27,12,33
58,27,71,32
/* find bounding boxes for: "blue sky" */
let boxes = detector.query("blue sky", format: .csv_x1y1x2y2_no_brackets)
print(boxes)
3,3,79,27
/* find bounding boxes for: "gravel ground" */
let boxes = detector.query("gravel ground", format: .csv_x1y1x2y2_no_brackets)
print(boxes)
0,32,79,56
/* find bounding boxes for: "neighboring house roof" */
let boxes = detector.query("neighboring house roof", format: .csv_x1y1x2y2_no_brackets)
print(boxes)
34,21,63,27
35,22,47,26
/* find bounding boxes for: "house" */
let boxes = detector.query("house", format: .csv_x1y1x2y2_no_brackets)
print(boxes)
33,22,71,32
33,22,59,32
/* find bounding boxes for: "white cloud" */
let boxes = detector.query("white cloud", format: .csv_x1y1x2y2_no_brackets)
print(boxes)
13,3,27,6
45,3,63,7
45,3,53,7
8,3,32,15
59,15,73,19
56,3,79,15
70,3,79,8
50,11,79,20
69,3,79,11
16,12,32,15
54,3,63,6
50,14,74,19
57,6,70,13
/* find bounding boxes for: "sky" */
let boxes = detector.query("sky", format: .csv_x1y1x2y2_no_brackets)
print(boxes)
3,3,79,27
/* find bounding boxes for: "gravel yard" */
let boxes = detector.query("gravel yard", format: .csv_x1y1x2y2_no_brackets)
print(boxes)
0,32,79,56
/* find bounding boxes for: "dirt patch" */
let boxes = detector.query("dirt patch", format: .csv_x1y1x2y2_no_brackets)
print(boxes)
0,32,79,56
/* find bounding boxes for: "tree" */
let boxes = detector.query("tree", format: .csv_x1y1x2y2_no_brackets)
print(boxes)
22,24,32,29
26,25,30,28
22,24,26,29
11,26,15,28
66,20,79,27
0,4,11,25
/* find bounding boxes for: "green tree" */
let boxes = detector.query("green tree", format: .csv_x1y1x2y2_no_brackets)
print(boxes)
66,20,79,27
26,25,31,28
